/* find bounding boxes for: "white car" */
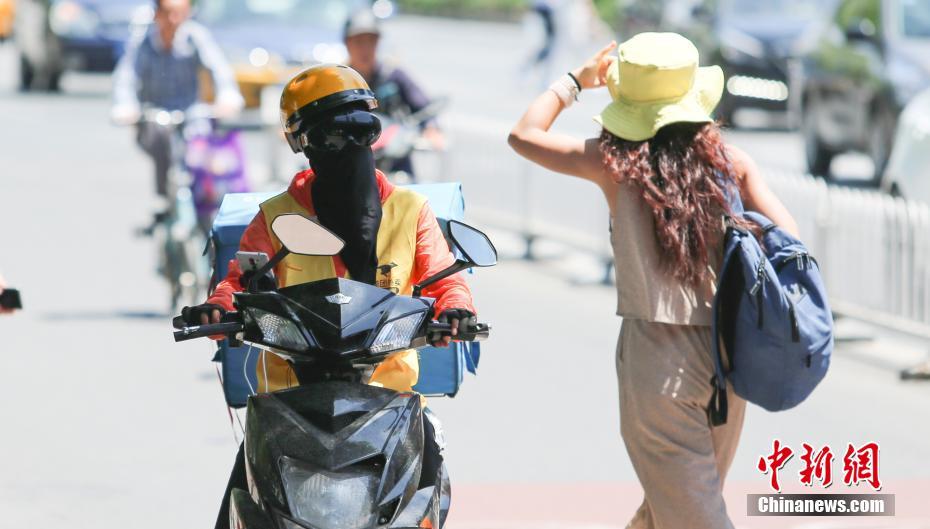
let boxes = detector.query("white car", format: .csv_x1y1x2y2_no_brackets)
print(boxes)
881,87,930,205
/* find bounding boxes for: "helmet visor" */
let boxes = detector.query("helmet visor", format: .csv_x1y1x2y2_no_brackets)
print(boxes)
299,109,382,153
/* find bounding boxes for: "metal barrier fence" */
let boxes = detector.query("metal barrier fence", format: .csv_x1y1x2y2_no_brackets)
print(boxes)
440,118,612,268
766,170,930,338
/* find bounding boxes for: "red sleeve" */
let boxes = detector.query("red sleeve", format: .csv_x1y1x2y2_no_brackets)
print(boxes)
411,204,476,317
206,211,275,312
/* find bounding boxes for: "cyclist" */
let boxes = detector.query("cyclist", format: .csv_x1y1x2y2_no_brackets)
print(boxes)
344,8,445,175
179,64,475,529
111,0,243,200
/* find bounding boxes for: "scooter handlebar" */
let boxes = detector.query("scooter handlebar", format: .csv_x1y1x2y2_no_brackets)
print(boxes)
172,312,244,342
173,322,245,342
172,314,488,343
426,321,490,342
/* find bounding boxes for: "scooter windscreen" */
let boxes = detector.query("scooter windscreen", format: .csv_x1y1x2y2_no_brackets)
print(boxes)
235,277,434,361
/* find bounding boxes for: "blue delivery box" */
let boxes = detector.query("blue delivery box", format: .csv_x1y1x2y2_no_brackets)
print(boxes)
209,183,480,408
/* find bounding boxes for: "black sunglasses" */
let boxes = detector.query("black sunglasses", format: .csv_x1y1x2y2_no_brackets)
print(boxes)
298,109,382,153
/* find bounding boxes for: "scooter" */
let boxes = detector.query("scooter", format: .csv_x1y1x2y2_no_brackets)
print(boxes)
173,214,496,529
185,125,251,233
372,98,447,184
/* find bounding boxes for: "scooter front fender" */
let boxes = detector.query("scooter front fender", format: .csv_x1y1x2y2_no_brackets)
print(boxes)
229,488,275,529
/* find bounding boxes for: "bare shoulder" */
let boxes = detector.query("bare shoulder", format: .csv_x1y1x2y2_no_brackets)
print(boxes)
583,139,620,214
724,144,761,185
724,144,749,173
581,137,607,180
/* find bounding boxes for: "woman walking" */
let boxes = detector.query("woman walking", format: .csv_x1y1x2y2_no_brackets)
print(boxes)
508,33,799,529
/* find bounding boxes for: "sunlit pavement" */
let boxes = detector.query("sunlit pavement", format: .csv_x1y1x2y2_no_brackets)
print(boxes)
0,14,927,528
449,481,930,529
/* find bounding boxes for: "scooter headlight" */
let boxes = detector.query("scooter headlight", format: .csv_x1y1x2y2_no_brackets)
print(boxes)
280,457,380,529
370,312,425,354
246,308,307,351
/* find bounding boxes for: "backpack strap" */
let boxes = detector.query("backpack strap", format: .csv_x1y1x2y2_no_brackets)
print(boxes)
709,282,729,426
708,171,749,426
743,210,775,231
708,230,743,426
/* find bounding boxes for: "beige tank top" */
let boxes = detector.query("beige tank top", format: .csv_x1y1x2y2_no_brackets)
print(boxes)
610,182,721,326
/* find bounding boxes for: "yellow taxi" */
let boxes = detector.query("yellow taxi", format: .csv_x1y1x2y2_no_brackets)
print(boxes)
0,0,14,40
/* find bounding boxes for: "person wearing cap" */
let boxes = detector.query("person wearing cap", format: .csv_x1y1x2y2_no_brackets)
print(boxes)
509,33,798,529
343,8,445,175
180,63,475,529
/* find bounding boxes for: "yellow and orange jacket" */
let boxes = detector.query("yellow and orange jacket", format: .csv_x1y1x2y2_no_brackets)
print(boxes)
208,169,475,394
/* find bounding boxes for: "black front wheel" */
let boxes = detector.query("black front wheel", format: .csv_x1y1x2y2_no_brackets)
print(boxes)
165,234,206,314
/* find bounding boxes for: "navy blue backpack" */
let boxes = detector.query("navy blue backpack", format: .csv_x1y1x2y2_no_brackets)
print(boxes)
709,197,834,425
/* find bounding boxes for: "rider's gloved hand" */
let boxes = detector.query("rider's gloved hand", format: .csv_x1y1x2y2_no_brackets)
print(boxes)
430,309,475,347
181,303,226,325
238,270,277,292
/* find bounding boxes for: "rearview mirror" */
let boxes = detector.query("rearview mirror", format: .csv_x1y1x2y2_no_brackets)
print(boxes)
248,214,345,292
413,221,497,296
271,214,344,256
449,220,497,267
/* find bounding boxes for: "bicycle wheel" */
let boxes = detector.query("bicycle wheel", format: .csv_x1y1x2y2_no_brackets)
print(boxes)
178,231,208,309
164,233,186,314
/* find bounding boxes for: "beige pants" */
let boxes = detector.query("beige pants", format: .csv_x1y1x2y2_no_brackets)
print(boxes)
617,318,746,529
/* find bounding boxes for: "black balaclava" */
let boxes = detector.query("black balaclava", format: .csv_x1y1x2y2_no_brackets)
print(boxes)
307,144,382,285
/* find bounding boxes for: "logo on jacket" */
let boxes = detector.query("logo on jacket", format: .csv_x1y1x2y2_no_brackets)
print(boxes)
325,293,352,305
377,262,401,294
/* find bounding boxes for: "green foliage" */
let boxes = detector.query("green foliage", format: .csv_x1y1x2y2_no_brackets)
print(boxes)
395,0,620,27
835,0,881,31
592,0,617,24
395,0,527,19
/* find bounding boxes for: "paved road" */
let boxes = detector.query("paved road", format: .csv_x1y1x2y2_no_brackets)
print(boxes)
0,15,927,529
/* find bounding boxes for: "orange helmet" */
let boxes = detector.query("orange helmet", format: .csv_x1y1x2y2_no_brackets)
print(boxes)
279,64,378,153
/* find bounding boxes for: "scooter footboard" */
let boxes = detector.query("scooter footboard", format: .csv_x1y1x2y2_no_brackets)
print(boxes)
229,488,275,529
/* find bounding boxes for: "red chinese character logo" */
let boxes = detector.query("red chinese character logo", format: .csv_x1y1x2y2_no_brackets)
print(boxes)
843,442,881,490
799,443,834,487
758,439,794,492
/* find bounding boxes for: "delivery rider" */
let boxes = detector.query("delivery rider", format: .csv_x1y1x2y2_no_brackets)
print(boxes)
179,64,475,529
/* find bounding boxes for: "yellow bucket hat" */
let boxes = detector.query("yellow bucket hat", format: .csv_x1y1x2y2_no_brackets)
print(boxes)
594,32,724,142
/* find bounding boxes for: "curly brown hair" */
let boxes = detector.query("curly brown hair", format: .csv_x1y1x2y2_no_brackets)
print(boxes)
600,122,745,287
